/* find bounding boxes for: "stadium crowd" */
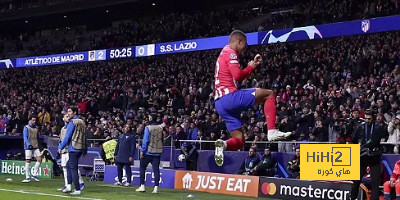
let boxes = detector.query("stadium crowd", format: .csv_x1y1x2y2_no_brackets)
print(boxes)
0,30,399,153
1,0,399,59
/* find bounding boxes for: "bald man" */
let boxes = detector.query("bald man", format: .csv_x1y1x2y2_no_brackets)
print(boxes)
213,30,292,166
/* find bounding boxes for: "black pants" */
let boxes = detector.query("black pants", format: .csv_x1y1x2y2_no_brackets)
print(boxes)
351,157,381,200
139,155,160,186
67,152,82,191
117,162,132,184
186,160,197,171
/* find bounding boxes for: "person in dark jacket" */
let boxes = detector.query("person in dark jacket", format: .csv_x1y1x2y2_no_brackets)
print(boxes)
312,119,329,142
179,142,198,171
350,110,385,200
237,147,260,175
295,106,315,140
287,147,300,179
114,124,136,187
251,146,276,177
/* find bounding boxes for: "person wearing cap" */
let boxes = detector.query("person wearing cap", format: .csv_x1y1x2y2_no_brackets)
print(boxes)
250,146,276,177
135,115,165,194
387,114,400,153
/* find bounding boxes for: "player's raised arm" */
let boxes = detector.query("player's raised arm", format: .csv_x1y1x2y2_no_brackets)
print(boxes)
228,53,262,82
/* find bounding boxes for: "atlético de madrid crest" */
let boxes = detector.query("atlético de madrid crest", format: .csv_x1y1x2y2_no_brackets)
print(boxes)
361,20,370,33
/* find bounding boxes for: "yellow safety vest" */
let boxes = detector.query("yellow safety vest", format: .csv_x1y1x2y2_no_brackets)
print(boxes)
102,139,117,160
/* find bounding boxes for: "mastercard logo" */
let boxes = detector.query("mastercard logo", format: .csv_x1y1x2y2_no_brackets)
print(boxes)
261,182,277,195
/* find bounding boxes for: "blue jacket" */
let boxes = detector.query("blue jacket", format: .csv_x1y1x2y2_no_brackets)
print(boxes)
187,128,198,141
141,126,161,157
23,123,37,150
58,115,87,153
239,155,260,173
114,132,136,163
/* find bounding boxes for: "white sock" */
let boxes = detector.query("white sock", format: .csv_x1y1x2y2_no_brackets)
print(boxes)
63,167,68,186
25,162,30,179
33,162,41,176
78,169,84,184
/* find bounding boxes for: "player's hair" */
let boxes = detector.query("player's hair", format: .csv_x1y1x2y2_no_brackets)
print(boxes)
229,30,246,43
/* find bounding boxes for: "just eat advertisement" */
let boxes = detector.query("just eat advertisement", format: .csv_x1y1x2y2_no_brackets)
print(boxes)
174,170,259,197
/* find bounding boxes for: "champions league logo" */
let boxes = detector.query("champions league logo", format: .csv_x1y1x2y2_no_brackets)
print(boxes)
261,26,323,44
361,20,370,33
0,59,14,69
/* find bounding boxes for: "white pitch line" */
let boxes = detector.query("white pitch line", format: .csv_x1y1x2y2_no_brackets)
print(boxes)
0,188,104,200
98,184,131,188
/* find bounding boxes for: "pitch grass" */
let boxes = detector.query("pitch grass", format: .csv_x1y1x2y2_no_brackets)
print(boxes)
0,175,275,200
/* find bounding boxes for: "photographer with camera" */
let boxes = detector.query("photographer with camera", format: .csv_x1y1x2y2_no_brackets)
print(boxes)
350,110,385,200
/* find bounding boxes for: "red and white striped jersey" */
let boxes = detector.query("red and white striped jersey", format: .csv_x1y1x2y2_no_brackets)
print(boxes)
214,45,255,99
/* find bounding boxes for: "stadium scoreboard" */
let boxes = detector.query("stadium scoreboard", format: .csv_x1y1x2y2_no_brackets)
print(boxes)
1,15,399,69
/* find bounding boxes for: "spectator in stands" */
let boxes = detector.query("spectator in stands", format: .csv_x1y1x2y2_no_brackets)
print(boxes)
0,114,8,134
237,147,260,175
287,147,300,179
295,105,314,140
387,114,400,153
327,110,341,142
0,26,399,162
38,108,51,127
250,146,276,177
312,119,329,142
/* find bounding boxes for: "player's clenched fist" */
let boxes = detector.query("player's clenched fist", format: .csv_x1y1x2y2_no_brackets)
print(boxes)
248,54,262,69
253,54,262,67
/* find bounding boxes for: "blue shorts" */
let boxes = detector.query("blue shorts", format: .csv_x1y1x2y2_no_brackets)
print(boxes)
215,88,256,132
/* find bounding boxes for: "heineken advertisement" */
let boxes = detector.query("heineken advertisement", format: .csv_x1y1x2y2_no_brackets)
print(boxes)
1,160,53,178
